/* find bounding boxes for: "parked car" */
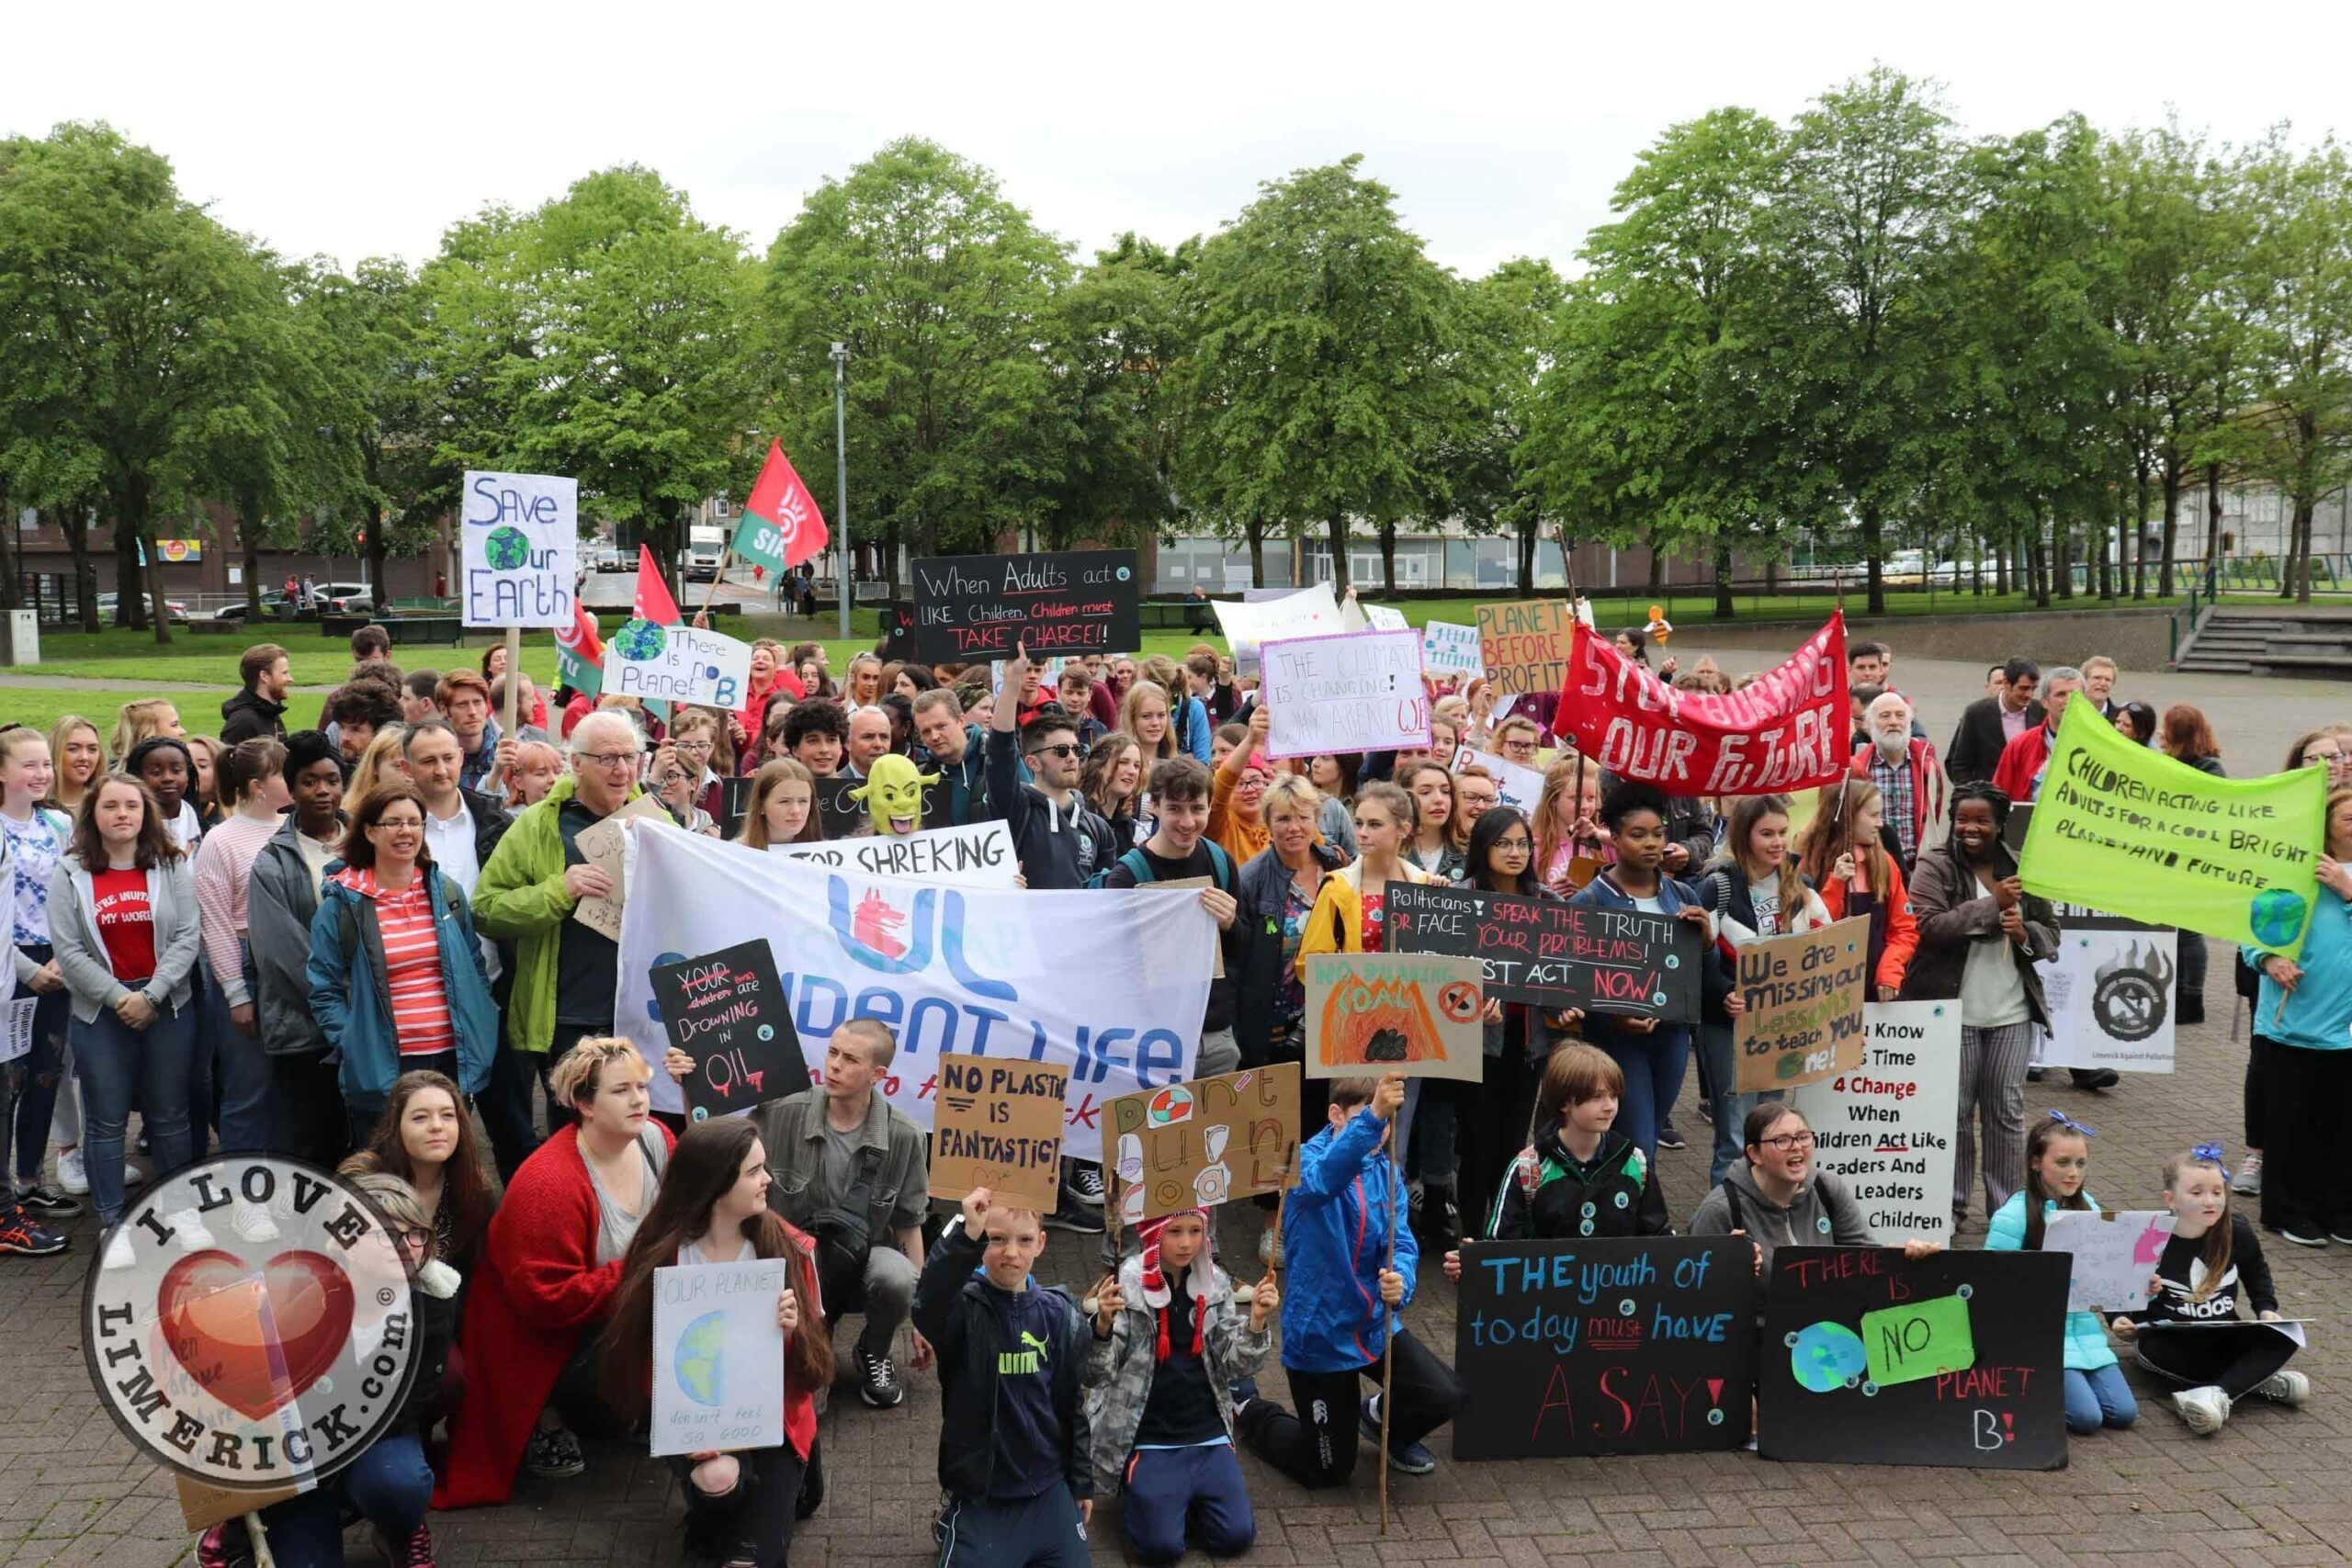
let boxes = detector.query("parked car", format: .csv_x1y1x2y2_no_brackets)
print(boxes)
96,592,191,626
593,542,629,572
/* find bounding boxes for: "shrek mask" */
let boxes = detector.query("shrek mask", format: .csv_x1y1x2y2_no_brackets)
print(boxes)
850,752,939,836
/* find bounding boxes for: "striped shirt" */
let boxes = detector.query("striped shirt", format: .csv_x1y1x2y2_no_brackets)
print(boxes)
338,865,454,1057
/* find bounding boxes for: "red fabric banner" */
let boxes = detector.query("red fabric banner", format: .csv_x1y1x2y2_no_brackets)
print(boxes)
633,545,682,627
1555,612,1849,796
744,438,831,568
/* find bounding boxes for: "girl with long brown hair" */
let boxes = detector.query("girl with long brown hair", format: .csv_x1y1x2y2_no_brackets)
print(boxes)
344,1067,500,1277
1794,778,1917,999
734,758,823,850
603,1118,831,1567
1987,1112,2137,1436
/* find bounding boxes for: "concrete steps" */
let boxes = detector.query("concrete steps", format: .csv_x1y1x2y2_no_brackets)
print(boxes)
2175,615,2352,678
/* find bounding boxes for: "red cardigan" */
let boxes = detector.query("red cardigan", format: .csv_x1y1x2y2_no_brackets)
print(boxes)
435,1122,675,1508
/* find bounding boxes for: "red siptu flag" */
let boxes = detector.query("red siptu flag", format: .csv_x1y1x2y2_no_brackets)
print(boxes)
738,439,830,570
633,544,682,626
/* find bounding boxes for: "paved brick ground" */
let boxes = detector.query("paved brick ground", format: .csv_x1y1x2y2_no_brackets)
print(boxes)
6,648,2349,1566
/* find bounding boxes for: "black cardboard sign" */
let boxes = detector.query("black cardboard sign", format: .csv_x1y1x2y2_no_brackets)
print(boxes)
1758,1246,2070,1470
814,774,947,840
1452,1236,1756,1460
1387,882,1702,1021
650,940,804,1122
909,549,1141,661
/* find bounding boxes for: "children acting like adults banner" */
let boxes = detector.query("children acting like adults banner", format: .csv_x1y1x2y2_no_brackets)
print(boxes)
2019,700,2327,955
616,829,1214,1157
1555,613,1849,795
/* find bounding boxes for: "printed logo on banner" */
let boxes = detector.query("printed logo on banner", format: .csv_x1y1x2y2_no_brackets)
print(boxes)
2089,942,2172,1043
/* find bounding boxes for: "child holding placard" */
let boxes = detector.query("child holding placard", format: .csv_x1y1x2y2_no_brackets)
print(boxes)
2112,1145,2309,1435
1985,1112,2137,1436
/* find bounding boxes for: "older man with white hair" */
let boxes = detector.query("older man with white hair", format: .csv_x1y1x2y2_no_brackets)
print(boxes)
1993,665,2084,804
1848,689,1949,874
472,709,667,1122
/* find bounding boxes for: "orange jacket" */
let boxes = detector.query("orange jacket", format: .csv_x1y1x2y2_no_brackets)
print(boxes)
1818,852,1918,995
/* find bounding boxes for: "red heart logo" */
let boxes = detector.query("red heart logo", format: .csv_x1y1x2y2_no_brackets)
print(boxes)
157,1249,356,1419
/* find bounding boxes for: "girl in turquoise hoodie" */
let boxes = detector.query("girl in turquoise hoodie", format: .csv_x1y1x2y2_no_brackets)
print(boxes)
1986,1111,2137,1435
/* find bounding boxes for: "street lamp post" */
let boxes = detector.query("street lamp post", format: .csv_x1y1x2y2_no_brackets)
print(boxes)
831,342,850,640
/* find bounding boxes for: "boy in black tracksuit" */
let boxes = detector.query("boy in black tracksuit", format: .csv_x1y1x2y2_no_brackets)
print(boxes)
914,1187,1095,1567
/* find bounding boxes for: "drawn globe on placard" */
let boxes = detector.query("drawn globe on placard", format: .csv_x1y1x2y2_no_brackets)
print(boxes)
1146,1085,1194,1126
1788,1321,1868,1393
2248,887,2309,950
613,617,667,661
482,525,533,572
674,1311,726,1405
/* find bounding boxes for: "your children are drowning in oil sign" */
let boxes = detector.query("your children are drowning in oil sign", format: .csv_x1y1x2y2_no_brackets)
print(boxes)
461,470,578,628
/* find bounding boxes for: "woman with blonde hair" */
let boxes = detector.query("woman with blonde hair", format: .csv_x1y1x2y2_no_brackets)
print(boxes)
107,698,183,768
342,723,410,815
1533,757,1606,888
1120,678,1180,763
43,714,104,816
734,758,823,850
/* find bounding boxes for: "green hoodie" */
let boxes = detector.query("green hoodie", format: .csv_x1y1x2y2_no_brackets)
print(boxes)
470,772,643,1055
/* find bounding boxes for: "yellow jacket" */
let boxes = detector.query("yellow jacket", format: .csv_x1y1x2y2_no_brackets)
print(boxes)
1299,858,1438,958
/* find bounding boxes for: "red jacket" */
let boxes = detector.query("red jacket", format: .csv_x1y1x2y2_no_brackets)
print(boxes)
435,1122,676,1508
734,667,808,760
1819,852,1919,995
1991,724,2056,805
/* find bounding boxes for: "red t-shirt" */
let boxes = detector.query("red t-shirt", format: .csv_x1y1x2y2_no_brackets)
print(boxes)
91,865,158,981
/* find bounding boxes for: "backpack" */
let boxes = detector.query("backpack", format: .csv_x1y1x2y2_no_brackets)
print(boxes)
1087,840,1235,894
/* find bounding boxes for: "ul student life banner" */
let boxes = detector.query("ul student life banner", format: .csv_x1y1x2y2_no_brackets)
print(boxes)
616,828,1213,1158
909,549,1140,662
1555,612,1849,795
460,469,577,627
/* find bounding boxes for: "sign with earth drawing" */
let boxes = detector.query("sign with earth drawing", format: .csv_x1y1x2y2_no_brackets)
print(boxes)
460,469,577,628
604,620,754,709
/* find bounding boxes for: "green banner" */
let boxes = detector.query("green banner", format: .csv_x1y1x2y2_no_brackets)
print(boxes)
2019,701,2327,955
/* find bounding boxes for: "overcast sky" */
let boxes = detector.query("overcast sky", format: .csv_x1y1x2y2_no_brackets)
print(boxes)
16,3,2352,279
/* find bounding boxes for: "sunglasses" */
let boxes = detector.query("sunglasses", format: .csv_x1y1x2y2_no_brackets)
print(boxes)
1028,742,1088,761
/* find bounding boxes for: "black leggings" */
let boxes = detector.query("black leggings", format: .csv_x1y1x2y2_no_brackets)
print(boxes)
672,1441,812,1567
1237,1329,1463,1490
2134,1323,2298,1401
1456,1041,1542,1247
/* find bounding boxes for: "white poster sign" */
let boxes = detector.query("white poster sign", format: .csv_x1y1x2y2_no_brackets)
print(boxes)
2038,927,2177,1074
2045,1210,2177,1314
1213,582,1340,677
604,623,754,709
1422,621,1484,678
618,829,1212,1156
650,1258,787,1457
1453,745,1548,816
1791,1001,1961,1246
459,469,576,628
1362,604,1409,632
1261,630,1430,760
772,819,1018,888
0,997,34,1065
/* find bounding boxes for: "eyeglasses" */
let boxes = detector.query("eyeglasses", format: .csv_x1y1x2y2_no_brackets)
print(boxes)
396,1226,434,1248
581,751,641,771
1028,742,1088,761
674,739,715,755
1758,1131,1815,1151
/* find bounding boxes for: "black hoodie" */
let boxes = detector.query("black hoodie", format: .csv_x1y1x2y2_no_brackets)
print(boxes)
219,687,288,745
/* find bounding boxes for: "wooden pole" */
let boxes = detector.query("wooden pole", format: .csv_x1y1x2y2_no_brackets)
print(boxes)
697,546,733,623
498,625,522,739
1378,1143,1398,1536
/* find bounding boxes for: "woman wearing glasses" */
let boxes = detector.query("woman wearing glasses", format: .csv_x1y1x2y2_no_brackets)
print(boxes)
1689,1103,1941,1269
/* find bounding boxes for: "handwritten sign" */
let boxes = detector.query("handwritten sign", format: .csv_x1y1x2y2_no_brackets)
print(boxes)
1476,600,1574,696
813,773,946,840
1106,1063,1300,1223
1422,620,1484,678
460,469,576,628
605,622,753,709
1213,583,1341,678
1301,953,1485,1080
1453,744,1546,816
2045,1210,2177,1313
650,1258,787,1456
1259,630,1430,760
0,996,34,1065
909,549,1140,661
571,794,676,941
1386,882,1700,1021
1452,1237,1756,1460
928,1052,1071,1210
1732,916,1870,1092
773,819,1018,889
650,940,801,1123
1791,1002,1961,1246
1759,1247,2069,1470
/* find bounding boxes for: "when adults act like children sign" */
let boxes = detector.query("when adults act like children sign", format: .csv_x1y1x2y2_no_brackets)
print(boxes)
1791,1002,1961,1246
460,470,576,627
910,549,1140,661
2020,700,2326,955
1260,629,1430,760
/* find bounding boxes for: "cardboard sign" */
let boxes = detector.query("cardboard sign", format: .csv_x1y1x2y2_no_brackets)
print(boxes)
1558,612,1848,795
717,774,756,839
909,549,1140,661
176,1474,302,1534
1106,1063,1301,1223
1422,620,1484,678
650,1258,788,1456
814,773,946,840
650,941,802,1123
1259,629,1430,760
1476,599,1574,696
1732,916,1871,1092
1386,882,1701,1021
1791,1002,1962,1246
459,469,576,628
773,819,1018,889
2040,925,2179,1074
928,1053,1070,1210
1453,744,1547,816
1453,1237,1757,1461
2045,1210,2177,1313
604,622,753,709
0,995,34,1065
1759,1247,2070,1470
1213,582,1341,677
1301,953,1485,1080
571,794,676,940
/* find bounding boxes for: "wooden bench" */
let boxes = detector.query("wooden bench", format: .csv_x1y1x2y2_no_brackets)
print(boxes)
382,615,464,648
1139,600,1219,635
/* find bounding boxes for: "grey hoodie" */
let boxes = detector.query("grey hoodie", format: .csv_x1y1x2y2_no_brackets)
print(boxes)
1687,1159,1876,1269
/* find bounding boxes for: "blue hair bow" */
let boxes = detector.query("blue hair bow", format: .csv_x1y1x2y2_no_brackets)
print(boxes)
2191,1141,2232,1179
2046,1109,2097,1138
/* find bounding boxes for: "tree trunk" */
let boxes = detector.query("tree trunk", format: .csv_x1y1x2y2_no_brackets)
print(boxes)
1861,502,1885,615
53,507,96,632
365,499,390,610
114,514,143,630
2202,462,2223,588
1645,549,1664,593
1713,540,1735,619
2027,536,2048,609
2294,502,2315,604
1246,515,1265,589
1972,525,1984,596
1995,523,2009,595
1378,522,1397,598
1326,509,1349,595
0,478,16,611
2053,519,2073,602
2158,460,2180,599
239,489,266,616
1517,516,1538,595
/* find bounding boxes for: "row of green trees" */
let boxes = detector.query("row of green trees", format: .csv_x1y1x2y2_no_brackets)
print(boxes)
6,70,2349,643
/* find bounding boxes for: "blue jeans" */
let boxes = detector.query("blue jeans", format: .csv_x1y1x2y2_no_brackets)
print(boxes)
1594,1024,1690,1161
72,997,198,1225
1697,1021,1780,1188
2063,1363,2138,1435
5,942,69,1190
257,1431,432,1562
210,937,280,1154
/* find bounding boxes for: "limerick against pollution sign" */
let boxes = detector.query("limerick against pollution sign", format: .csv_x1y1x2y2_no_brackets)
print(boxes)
2019,700,2327,955
460,470,577,627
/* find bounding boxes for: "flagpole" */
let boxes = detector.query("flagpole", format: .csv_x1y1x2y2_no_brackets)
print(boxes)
832,343,851,641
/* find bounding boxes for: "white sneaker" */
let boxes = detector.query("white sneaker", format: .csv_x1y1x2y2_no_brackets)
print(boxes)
55,1148,88,1197
121,1163,144,1188
2173,1385,2232,1435
166,1207,219,1252
2232,1152,2263,1197
101,1232,138,1271
232,1201,280,1245
2255,1370,2310,1407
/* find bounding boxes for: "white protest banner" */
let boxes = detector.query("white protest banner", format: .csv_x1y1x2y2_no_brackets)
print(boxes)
1260,630,1430,760
1453,744,1546,816
1242,586,1306,604
604,622,754,709
1422,621,1484,679
650,1258,787,1457
771,820,1018,889
618,829,1213,1156
1792,1001,1961,1246
0,997,33,1065
2038,925,2177,1074
1362,604,1409,632
1213,582,1340,677
459,470,576,628
2044,1210,2177,1314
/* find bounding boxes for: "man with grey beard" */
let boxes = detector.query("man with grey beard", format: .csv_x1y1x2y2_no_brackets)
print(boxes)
1847,690,1949,875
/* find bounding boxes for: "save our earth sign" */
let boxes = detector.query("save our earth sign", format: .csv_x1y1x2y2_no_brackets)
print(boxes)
460,470,577,628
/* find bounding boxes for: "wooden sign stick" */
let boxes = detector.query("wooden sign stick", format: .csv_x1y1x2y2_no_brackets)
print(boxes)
697,546,734,621
1379,1145,1398,1536
498,626,522,739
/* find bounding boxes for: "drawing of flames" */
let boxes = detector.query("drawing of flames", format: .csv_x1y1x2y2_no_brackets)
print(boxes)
1317,974,1442,1068
2091,940,2174,1038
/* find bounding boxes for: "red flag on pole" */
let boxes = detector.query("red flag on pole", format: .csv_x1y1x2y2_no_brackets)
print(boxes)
739,439,830,570
633,545,683,627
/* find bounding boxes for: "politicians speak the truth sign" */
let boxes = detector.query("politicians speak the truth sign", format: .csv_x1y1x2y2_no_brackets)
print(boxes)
617,829,1213,1158
460,470,577,628
909,550,1140,661
603,621,753,708
1385,882,1701,1021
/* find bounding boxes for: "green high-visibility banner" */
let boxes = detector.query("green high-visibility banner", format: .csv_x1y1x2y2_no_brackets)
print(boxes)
2019,701,2327,955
